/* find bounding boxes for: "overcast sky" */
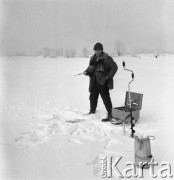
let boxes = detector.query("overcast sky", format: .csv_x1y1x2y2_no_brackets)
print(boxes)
0,0,174,55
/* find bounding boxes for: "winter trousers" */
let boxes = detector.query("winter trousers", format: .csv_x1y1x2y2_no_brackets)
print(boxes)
89,80,112,116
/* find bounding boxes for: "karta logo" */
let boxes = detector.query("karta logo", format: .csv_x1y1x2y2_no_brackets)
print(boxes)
95,154,174,178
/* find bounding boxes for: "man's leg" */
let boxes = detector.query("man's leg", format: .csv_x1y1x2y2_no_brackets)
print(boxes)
89,83,99,113
99,83,113,120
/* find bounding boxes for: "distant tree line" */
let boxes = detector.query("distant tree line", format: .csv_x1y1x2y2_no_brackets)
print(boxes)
37,46,91,58
15,40,173,58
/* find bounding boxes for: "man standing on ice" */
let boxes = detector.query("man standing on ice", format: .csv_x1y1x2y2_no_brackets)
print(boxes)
83,42,118,122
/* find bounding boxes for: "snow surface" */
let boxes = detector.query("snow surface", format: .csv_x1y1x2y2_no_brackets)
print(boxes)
0,55,174,179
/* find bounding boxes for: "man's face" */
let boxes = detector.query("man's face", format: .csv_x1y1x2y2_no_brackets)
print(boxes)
95,49,102,57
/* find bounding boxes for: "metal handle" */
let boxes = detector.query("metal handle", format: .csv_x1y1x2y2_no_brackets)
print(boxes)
132,73,134,79
122,61,125,68
149,136,155,140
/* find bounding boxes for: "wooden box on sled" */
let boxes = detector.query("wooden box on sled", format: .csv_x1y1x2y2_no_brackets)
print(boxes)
112,92,143,123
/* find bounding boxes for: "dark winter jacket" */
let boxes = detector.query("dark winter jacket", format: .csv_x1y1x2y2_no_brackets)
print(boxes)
84,52,118,92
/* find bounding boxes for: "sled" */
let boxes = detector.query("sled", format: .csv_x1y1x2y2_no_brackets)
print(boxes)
111,91,143,124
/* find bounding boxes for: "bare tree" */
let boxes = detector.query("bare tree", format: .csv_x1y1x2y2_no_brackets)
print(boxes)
64,49,69,58
82,47,90,57
57,48,64,57
42,47,50,58
49,48,57,58
70,49,76,57
114,40,126,56
131,47,141,57
64,49,76,58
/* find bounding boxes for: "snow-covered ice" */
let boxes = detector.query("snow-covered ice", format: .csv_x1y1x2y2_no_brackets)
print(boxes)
0,55,174,179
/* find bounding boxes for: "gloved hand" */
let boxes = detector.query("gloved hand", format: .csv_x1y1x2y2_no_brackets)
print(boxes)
83,65,95,76
83,71,87,75
88,65,95,72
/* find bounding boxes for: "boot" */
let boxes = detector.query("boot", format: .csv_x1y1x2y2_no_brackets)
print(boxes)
86,110,95,115
101,112,112,122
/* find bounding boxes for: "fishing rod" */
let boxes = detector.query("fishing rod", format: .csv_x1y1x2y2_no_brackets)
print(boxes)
74,72,83,76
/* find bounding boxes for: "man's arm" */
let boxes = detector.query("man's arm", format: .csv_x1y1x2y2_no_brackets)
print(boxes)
83,68,89,75
83,56,94,76
106,56,118,79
